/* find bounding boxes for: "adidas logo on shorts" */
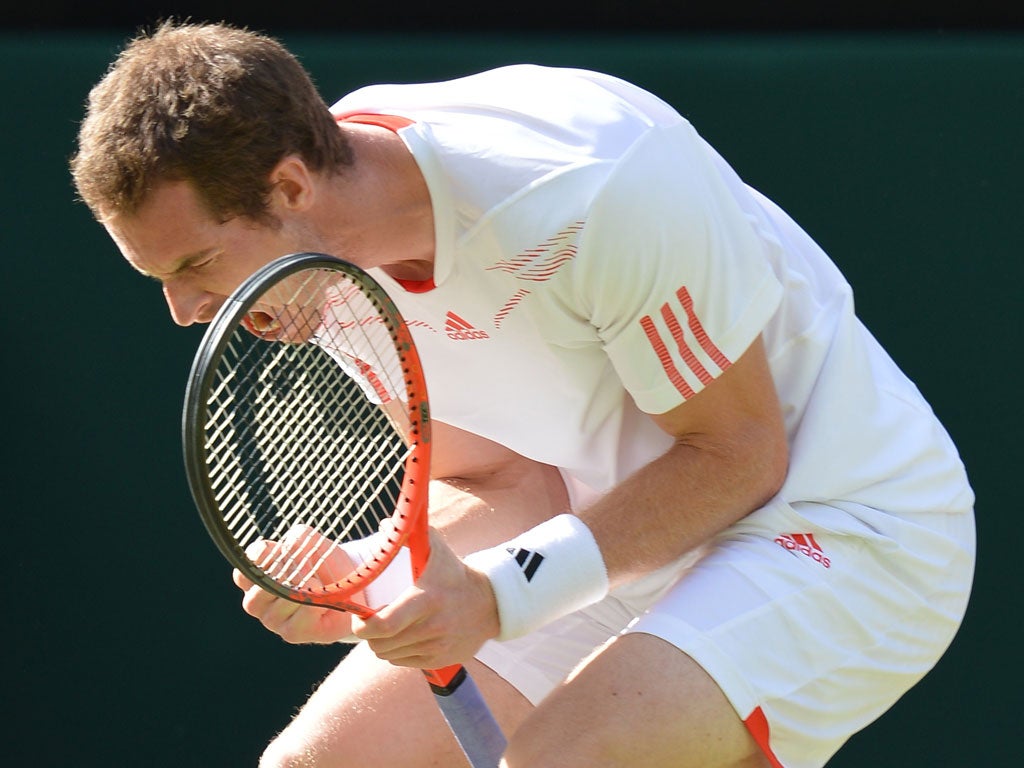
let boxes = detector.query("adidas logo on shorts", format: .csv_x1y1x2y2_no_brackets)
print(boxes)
775,532,831,568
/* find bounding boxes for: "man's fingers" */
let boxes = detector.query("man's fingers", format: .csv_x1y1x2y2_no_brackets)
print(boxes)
244,538,273,562
230,527,364,645
233,567,254,591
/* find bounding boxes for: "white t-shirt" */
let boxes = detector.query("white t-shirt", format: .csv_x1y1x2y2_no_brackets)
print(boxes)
331,65,971,518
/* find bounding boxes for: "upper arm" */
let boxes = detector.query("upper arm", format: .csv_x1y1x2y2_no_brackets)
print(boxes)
651,335,788,503
430,420,538,483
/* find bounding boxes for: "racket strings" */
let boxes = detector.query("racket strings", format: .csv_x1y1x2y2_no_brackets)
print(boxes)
203,267,417,591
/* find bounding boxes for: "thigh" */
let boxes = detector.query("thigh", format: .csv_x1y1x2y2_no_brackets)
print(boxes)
504,632,768,768
260,642,533,768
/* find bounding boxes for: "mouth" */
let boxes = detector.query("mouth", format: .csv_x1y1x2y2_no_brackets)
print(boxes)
243,310,283,336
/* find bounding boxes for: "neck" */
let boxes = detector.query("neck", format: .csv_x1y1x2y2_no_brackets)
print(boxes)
322,122,436,277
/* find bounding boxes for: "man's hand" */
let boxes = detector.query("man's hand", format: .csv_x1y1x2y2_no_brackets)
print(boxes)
231,440,569,651
352,528,500,669
232,526,362,645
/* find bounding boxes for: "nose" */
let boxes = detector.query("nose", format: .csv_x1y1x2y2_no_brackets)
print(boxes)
163,279,220,326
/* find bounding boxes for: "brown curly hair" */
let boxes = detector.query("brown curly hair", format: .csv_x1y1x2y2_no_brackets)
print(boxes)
70,20,352,224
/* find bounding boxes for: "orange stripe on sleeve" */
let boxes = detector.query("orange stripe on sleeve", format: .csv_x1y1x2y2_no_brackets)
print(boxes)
641,315,696,400
676,286,731,371
661,303,713,385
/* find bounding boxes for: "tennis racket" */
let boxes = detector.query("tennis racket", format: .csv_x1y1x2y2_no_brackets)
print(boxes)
182,251,506,767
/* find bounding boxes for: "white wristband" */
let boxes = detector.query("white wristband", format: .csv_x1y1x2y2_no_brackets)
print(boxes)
464,514,609,641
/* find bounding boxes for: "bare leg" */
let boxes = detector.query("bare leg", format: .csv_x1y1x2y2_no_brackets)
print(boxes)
261,453,567,767
261,643,532,768
503,633,770,768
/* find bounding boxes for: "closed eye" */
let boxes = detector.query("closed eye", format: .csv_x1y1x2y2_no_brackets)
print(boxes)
189,254,218,272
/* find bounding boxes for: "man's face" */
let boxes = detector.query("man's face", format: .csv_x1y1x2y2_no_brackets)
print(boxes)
105,180,315,326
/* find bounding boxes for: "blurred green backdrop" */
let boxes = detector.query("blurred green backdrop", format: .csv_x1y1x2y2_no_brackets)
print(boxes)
2,30,1018,766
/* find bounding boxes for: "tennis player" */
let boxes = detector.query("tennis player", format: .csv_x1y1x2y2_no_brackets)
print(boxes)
71,22,976,768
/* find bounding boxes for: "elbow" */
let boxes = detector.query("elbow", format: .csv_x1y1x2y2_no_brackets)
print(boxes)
754,426,789,509
766,438,789,504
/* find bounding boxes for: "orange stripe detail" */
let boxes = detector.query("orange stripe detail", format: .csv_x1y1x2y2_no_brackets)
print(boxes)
660,303,713,385
676,287,731,371
641,315,695,399
744,707,786,768
392,277,436,293
336,113,414,132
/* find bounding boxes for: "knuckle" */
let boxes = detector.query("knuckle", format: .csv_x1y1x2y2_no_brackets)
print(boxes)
275,615,310,644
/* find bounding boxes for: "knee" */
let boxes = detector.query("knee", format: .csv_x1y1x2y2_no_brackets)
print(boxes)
258,734,314,768
258,723,353,768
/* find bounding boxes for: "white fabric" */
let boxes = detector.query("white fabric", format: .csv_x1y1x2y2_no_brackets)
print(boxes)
330,65,975,766
464,514,609,641
332,65,971,521
476,498,975,768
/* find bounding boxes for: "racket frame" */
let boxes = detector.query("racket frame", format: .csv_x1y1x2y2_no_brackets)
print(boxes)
181,252,506,766
182,252,431,615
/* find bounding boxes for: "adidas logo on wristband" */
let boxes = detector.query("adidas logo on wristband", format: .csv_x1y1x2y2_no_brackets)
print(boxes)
467,514,610,641
506,547,544,582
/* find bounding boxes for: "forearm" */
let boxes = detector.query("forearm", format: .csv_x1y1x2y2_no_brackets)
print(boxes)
465,337,789,640
581,427,787,589
583,335,788,588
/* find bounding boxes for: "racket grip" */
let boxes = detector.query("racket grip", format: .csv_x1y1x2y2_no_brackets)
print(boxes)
430,666,507,768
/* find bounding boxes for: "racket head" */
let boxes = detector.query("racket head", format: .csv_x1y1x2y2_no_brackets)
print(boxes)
182,252,431,614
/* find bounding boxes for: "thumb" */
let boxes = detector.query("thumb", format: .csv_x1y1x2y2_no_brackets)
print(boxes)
233,539,274,590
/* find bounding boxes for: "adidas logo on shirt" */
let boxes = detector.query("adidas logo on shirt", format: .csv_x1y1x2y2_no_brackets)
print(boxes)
506,546,544,582
445,311,490,340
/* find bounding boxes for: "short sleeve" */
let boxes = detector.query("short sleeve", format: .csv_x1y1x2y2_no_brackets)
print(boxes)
578,123,783,414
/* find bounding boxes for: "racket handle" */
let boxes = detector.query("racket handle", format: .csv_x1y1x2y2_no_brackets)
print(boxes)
412,528,504,764
429,666,507,768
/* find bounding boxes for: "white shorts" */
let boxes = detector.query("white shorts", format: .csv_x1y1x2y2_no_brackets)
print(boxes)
475,496,975,768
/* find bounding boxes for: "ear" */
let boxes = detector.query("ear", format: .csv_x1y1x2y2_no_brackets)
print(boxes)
267,155,316,212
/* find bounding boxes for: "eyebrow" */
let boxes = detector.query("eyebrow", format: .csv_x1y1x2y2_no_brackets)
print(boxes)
140,249,217,282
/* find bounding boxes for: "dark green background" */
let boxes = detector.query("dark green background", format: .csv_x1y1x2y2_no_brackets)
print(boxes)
3,31,1019,765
